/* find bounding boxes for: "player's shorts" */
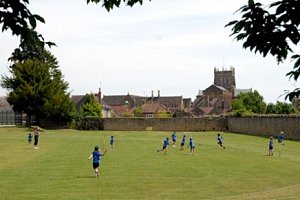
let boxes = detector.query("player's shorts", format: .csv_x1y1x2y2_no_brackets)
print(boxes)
181,143,184,146
172,139,176,142
162,146,167,150
269,146,273,150
190,146,195,150
93,162,100,169
218,141,222,145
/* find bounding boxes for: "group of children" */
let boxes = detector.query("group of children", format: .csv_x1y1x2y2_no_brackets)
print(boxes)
27,127,285,178
157,131,226,156
27,127,41,149
268,131,285,156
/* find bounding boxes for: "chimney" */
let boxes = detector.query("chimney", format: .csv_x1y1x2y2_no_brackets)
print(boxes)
158,90,160,98
151,90,154,99
98,88,102,103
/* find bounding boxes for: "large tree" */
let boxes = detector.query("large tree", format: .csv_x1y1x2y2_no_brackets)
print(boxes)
1,51,75,125
226,0,300,101
232,90,267,116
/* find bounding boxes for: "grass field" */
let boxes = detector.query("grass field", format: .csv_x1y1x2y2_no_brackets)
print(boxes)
0,127,300,200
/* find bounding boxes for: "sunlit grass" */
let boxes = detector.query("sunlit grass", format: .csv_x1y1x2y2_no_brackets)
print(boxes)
0,127,300,199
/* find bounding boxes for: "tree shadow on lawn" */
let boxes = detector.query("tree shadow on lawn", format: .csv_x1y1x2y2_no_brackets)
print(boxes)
75,175,97,179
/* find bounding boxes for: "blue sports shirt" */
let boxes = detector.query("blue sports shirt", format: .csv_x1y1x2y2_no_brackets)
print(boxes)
217,136,223,143
92,151,104,164
163,139,169,147
278,134,284,143
172,133,176,141
189,139,195,147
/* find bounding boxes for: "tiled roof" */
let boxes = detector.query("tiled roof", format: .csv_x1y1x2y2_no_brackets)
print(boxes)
145,96,183,108
141,102,168,113
102,95,128,106
110,105,134,117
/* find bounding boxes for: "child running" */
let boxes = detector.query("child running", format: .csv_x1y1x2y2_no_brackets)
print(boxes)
110,136,114,150
217,133,226,149
268,136,274,156
188,137,196,155
171,131,177,148
87,146,107,177
157,137,169,155
180,134,186,150
278,131,285,156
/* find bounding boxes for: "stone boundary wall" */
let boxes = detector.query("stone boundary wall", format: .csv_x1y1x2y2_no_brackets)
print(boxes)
227,116,300,140
103,117,227,131
39,115,300,140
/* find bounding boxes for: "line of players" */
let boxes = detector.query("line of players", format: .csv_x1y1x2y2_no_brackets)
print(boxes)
157,131,225,156
87,131,285,178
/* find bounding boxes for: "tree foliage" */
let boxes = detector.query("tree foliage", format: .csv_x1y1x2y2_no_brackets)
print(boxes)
266,101,298,114
226,0,300,101
1,51,75,123
133,106,143,117
79,94,102,117
232,90,266,116
86,0,148,11
0,0,55,49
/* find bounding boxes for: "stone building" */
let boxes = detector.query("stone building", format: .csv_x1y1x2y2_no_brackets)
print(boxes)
214,67,236,96
193,67,251,115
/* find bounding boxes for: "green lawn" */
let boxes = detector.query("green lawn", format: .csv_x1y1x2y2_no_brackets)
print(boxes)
0,127,300,200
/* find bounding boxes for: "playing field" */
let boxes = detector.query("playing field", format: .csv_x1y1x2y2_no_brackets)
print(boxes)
0,127,300,200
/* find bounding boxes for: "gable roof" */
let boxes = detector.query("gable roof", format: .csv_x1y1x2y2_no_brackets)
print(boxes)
204,84,228,92
0,96,12,110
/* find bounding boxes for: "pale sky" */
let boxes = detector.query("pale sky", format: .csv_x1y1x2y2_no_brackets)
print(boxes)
0,0,298,103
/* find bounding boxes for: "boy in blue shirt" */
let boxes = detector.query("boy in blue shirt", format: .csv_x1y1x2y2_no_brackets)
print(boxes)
278,131,285,156
171,131,177,148
217,133,226,149
180,134,186,150
188,137,195,155
278,131,285,145
88,146,107,177
157,137,169,155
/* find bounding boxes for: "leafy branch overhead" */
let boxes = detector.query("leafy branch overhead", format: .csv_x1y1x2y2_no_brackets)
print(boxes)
0,0,55,48
86,0,148,11
226,0,300,101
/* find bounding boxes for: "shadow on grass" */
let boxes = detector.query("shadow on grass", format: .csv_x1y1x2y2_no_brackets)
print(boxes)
75,175,96,179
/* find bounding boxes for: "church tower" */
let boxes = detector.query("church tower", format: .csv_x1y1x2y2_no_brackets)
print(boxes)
214,67,236,95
